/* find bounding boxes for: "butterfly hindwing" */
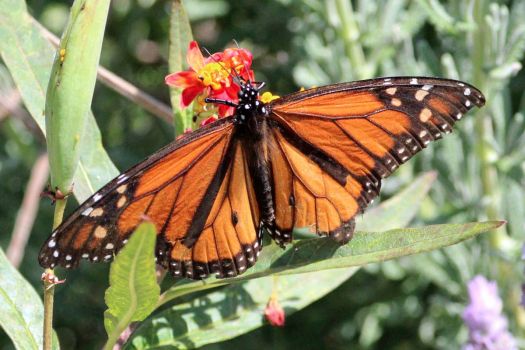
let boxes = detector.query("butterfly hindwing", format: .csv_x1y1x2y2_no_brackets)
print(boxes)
267,77,484,242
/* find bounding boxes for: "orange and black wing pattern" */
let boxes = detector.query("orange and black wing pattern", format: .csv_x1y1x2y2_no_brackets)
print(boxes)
39,118,261,279
267,77,484,242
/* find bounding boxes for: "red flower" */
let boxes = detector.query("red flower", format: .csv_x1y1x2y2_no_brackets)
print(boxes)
165,41,255,118
264,297,285,327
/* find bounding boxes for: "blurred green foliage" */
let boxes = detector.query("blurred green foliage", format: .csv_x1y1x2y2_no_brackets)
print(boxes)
1,0,524,349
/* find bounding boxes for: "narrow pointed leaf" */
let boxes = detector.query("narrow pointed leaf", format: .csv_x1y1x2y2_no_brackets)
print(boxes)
104,222,160,348
0,0,118,202
45,0,111,193
168,0,193,135
0,248,59,350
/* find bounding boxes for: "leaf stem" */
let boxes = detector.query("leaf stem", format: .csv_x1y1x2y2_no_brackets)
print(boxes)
471,0,507,249
43,197,68,350
334,0,372,79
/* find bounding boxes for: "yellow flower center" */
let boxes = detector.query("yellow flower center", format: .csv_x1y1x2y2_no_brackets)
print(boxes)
198,62,230,90
260,91,280,103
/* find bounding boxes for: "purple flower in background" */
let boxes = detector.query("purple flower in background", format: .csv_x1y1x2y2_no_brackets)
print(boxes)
462,275,517,350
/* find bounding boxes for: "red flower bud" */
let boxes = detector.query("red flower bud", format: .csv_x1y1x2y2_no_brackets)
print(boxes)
264,297,285,327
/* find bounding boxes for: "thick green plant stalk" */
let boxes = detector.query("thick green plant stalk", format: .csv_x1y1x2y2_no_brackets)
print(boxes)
168,0,193,136
43,1,111,349
45,0,111,194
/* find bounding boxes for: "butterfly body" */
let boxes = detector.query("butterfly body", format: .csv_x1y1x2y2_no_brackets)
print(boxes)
39,76,485,280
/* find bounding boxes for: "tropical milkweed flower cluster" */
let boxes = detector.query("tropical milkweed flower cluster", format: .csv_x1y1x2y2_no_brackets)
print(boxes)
165,41,255,125
462,275,517,350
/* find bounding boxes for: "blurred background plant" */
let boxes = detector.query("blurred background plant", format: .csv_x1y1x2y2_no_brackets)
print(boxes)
0,0,524,349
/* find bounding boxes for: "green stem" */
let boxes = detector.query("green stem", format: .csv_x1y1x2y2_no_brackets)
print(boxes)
471,0,506,249
43,198,68,350
334,0,371,79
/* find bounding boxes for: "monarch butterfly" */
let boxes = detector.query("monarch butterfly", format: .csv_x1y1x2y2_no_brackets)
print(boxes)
38,47,485,280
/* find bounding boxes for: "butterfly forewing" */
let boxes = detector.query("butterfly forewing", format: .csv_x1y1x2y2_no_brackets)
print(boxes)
267,77,484,240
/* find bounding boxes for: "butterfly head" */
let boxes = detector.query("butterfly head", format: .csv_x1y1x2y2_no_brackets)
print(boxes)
235,81,268,125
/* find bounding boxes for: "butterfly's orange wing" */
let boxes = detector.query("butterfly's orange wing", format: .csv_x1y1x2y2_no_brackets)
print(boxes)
39,118,261,279
267,77,484,243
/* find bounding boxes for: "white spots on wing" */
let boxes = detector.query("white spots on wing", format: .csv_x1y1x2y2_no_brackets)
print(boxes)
117,196,127,208
386,87,397,95
122,239,129,245
65,255,72,261
456,113,463,120
53,250,59,258
415,90,429,101
50,263,55,268
401,155,409,162
90,207,104,217
116,184,127,194
464,88,471,96
82,253,89,259
419,130,428,138
117,174,128,184
93,256,99,262
383,78,392,85
458,82,465,87
248,256,255,263
65,264,71,268
48,239,56,248
94,226,107,239
93,193,103,202
410,78,418,85
104,254,112,261
51,231,57,238
423,139,431,146
422,84,433,91
81,207,93,216
105,243,114,250
397,148,406,155
261,107,267,114
465,100,471,107
391,98,402,107
419,108,432,122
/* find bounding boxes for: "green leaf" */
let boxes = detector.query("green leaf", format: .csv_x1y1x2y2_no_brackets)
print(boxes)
168,0,193,136
104,222,160,349
127,269,357,349
0,248,59,350
0,0,118,202
45,0,111,193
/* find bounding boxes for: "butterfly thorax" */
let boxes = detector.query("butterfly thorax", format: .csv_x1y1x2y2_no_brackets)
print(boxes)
234,83,269,137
